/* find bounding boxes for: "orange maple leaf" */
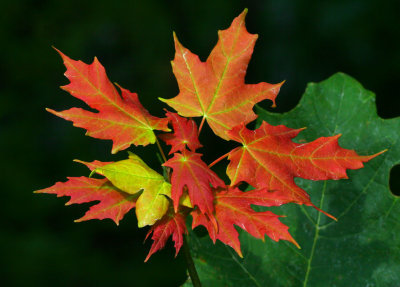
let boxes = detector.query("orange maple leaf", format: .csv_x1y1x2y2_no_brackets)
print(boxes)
160,10,281,139
226,122,383,218
192,186,299,257
47,49,170,154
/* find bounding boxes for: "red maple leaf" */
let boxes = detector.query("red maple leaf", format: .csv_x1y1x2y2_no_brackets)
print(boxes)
192,186,299,257
35,177,137,225
160,10,281,139
159,111,202,154
47,49,170,154
145,210,187,262
226,122,382,214
163,150,224,216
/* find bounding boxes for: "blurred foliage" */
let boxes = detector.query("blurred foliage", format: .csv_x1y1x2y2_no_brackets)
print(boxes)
1,0,399,286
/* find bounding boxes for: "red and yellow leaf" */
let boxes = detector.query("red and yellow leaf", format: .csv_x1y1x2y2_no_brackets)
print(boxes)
92,153,172,227
159,111,202,154
163,150,224,216
160,9,281,139
145,211,187,262
35,177,137,225
47,49,170,154
192,186,298,257
227,122,382,207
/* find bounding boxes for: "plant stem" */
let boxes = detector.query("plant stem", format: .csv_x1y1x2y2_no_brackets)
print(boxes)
208,152,230,168
155,137,167,163
183,235,202,287
198,116,206,136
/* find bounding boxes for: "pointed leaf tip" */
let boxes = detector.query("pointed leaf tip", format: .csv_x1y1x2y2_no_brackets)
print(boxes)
238,8,248,19
293,239,301,249
368,149,387,160
52,46,62,56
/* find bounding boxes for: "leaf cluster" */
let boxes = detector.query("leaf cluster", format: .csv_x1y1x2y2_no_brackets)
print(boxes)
36,10,381,262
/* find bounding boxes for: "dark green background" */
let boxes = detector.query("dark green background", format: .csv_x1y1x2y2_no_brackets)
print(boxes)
1,0,399,286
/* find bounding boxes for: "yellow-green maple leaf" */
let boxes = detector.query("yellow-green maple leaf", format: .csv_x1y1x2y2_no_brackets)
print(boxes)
93,152,171,227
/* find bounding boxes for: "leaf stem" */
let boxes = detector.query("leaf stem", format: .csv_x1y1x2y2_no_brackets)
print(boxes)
208,152,230,168
155,136,167,163
183,235,202,287
198,116,206,136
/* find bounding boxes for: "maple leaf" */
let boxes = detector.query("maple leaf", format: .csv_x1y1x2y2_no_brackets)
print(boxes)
92,152,172,227
35,177,137,225
35,159,136,224
144,210,187,262
226,122,383,211
160,9,281,139
159,111,202,154
47,49,170,154
163,150,224,217
191,186,299,257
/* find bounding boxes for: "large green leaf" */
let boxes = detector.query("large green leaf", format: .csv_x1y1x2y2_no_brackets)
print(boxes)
185,73,400,286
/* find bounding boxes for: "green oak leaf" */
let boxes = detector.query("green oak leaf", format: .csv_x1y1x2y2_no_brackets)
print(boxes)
93,152,171,227
185,73,400,287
